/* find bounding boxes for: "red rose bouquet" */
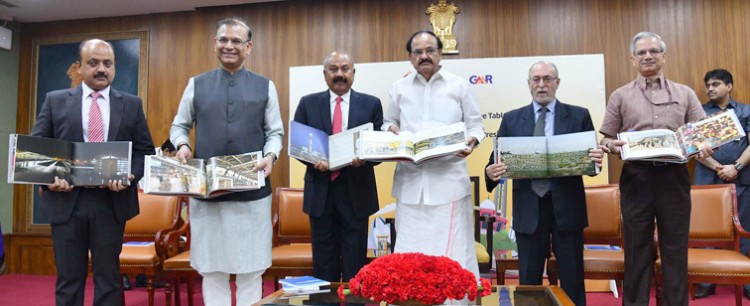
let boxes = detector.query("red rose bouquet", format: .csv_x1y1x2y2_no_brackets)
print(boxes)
338,253,493,304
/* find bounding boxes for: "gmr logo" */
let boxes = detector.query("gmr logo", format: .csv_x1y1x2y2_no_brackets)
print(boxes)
469,75,493,84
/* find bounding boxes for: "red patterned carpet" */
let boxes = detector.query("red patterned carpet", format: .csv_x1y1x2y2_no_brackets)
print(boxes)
0,274,748,305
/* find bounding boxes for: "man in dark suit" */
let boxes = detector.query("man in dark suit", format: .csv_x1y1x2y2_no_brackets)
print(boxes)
485,61,604,306
31,39,154,306
293,50,383,282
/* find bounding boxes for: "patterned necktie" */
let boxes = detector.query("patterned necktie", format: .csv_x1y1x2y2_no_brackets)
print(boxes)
330,96,343,181
532,106,550,197
89,91,104,142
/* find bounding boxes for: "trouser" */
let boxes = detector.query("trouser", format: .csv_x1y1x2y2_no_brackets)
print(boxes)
52,189,125,306
620,163,690,306
200,270,264,306
309,177,369,282
516,193,586,306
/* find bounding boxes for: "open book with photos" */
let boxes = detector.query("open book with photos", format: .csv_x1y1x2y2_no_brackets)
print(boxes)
142,151,265,198
357,122,469,163
618,109,746,163
494,130,600,179
7,134,132,186
288,120,373,171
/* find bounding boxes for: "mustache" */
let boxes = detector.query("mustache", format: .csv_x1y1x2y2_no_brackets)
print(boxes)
333,76,347,84
419,58,432,65
94,72,108,79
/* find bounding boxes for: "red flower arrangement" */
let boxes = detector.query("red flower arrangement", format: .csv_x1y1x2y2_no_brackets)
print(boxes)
338,253,493,305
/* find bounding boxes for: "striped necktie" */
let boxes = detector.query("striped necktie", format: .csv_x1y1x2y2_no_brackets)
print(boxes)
88,91,105,142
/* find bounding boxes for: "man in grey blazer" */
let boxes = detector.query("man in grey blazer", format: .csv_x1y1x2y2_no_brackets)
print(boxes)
485,61,604,306
31,38,154,306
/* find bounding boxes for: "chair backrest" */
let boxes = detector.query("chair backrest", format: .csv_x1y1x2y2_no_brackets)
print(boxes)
124,193,180,241
688,184,737,248
273,187,310,245
583,184,622,245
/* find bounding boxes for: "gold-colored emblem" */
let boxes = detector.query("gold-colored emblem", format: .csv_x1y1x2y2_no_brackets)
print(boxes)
426,0,460,54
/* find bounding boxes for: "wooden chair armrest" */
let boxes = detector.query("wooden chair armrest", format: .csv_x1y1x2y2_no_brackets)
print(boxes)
157,222,190,259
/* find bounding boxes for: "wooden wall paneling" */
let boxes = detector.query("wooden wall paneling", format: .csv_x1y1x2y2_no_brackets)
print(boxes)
6,235,56,275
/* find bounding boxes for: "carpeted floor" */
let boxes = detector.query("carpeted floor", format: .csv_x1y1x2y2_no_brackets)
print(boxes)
0,273,748,305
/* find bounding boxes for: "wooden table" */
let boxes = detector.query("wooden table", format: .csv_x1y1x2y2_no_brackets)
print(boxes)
254,284,574,306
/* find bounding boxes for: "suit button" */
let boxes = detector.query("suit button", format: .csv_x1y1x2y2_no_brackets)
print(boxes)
229,100,234,105
228,139,234,144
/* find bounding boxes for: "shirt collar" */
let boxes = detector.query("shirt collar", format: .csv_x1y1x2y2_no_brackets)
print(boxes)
81,83,110,102
705,99,737,111
329,90,351,104
413,66,444,84
532,99,557,114
636,74,666,89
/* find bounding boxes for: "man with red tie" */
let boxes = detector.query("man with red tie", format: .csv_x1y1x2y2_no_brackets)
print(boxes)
31,38,154,306
293,50,383,282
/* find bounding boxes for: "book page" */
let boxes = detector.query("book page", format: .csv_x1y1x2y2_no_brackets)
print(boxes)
7,134,73,185
288,120,330,165
358,130,416,161
677,109,747,156
411,122,468,163
618,129,686,163
207,151,265,195
546,130,599,177
328,122,373,171
143,155,207,196
70,141,132,186
497,136,548,178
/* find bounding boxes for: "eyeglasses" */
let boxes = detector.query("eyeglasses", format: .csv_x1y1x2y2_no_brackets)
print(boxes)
634,48,663,57
216,37,248,46
529,76,558,84
411,48,438,57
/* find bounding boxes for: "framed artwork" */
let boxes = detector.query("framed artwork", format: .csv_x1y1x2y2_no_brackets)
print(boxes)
23,31,149,231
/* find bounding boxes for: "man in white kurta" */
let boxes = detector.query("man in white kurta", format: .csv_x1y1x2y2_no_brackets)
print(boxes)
383,31,485,278
170,18,283,306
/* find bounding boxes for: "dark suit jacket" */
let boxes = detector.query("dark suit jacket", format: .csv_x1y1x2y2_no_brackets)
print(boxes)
485,101,593,234
30,85,155,224
293,90,383,219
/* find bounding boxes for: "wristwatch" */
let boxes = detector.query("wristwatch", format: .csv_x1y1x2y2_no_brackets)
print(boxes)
734,162,744,171
177,143,192,152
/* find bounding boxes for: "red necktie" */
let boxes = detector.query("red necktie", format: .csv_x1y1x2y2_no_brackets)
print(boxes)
89,91,104,142
330,96,343,181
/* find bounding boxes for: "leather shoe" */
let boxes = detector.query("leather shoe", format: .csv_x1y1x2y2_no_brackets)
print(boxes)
743,285,750,300
122,275,132,291
693,283,716,299
134,274,165,288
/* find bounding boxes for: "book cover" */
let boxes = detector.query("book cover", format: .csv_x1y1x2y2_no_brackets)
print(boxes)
618,109,746,163
143,151,265,198
358,122,468,163
495,130,599,179
289,121,373,170
8,134,132,186
279,276,330,290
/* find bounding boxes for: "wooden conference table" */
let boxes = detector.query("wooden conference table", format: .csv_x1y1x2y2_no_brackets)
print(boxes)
254,283,574,306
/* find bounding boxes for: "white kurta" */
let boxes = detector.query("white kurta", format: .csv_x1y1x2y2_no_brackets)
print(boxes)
189,196,272,273
383,69,485,205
